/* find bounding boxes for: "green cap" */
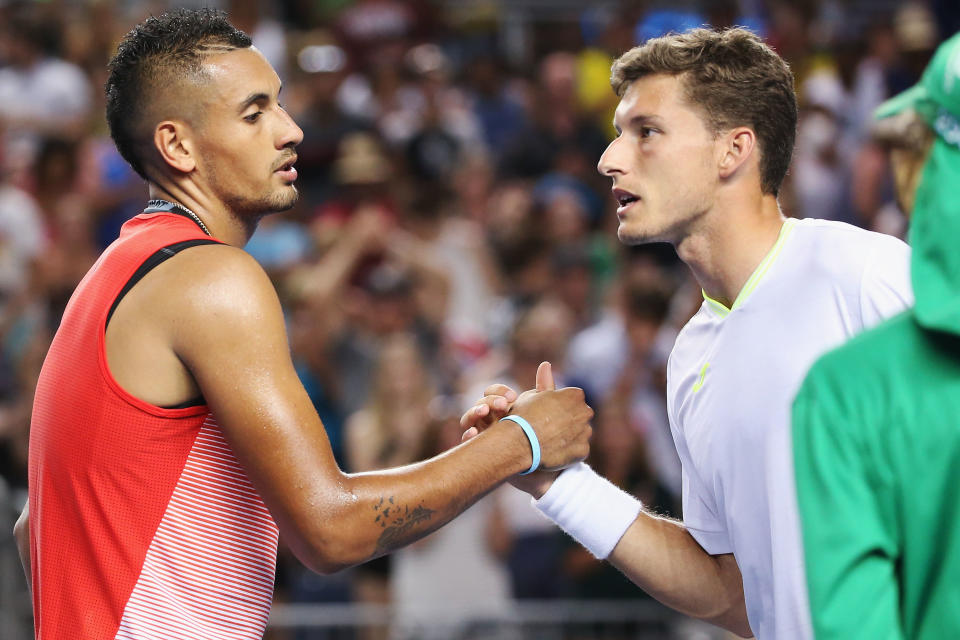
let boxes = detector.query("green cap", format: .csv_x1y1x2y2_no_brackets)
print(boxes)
875,31,960,147
875,31,960,335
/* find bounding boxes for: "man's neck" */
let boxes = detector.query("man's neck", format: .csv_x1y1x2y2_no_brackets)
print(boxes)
147,183,254,247
675,193,786,310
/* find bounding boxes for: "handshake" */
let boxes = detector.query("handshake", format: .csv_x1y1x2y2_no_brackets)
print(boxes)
458,362,594,498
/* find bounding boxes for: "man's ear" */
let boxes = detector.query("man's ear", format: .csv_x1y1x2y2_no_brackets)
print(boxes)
153,121,196,174
718,126,756,181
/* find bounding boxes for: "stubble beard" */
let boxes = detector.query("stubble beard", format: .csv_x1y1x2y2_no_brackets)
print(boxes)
223,185,300,228
207,157,300,219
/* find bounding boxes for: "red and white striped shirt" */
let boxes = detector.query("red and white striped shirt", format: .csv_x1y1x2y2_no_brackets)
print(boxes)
29,211,279,639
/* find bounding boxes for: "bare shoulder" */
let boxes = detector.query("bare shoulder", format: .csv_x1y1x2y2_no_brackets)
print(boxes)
165,243,280,315
144,243,288,364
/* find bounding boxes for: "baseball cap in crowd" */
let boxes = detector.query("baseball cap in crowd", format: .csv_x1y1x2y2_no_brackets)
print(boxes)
875,31,960,333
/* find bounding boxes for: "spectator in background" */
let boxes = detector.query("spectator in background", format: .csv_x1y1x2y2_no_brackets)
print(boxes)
550,245,598,332
793,78,853,223
228,0,289,80
400,186,502,368
566,258,678,404
0,8,91,178
332,260,447,415
284,289,348,468
0,149,46,327
464,55,528,161
566,271,682,500
576,18,635,140
343,333,438,640
285,31,366,203
537,186,594,250
403,43,483,182
294,181,450,416
345,333,437,474
560,398,671,630
501,52,608,180
29,138,98,329
851,5,941,236
391,400,513,640
335,0,418,70
311,131,397,245
464,297,576,601
0,135,46,494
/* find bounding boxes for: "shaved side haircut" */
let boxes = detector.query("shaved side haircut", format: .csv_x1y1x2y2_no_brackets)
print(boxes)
105,8,252,179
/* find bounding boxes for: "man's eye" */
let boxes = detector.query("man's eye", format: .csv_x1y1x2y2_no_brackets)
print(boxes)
640,127,654,138
245,111,263,122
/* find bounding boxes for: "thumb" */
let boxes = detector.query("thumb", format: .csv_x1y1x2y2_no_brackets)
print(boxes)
536,361,556,392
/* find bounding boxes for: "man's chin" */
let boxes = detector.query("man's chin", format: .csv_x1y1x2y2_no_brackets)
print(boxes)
228,186,299,218
274,185,299,212
617,226,653,246
262,186,299,214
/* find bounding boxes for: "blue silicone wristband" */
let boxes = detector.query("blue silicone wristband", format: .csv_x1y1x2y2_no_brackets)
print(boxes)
500,415,541,475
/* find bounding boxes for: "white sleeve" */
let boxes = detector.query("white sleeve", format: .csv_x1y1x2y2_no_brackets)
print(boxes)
859,235,913,328
666,354,732,555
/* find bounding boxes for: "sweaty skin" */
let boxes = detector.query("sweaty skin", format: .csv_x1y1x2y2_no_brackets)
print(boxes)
18,45,594,581
466,366,750,637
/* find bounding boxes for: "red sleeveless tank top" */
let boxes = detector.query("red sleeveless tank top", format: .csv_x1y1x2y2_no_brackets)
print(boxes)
28,211,280,639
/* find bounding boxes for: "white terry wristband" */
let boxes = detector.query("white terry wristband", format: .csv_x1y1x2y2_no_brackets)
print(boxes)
533,462,642,559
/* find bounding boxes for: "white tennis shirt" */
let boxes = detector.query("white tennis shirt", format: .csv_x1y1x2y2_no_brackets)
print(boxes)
667,218,912,639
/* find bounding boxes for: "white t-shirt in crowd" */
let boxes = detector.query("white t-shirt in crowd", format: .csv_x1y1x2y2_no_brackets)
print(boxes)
0,184,46,295
667,217,913,639
391,491,513,639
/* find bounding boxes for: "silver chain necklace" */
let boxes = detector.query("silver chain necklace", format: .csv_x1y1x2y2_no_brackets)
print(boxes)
149,199,212,237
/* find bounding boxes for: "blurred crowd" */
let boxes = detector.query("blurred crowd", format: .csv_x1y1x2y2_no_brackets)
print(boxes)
1,0,957,635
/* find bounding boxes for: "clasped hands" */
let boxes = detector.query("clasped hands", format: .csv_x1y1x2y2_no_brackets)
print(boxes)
459,362,593,498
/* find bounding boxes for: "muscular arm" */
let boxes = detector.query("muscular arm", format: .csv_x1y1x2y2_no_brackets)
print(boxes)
168,246,590,574
466,383,750,637
13,502,31,599
609,515,750,636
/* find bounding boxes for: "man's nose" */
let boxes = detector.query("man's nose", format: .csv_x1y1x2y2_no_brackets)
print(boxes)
277,108,304,148
597,137,623,177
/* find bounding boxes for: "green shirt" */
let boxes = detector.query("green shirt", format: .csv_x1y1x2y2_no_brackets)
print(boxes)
792,311,960,639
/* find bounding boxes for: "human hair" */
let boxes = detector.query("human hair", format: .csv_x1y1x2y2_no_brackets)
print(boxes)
610,27,797,195
105,8,252,179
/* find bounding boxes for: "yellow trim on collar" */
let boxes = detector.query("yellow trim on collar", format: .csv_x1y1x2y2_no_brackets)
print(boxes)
702,218,797,317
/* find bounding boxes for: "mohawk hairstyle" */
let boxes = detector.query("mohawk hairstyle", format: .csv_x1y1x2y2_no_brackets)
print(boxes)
105,8,251,179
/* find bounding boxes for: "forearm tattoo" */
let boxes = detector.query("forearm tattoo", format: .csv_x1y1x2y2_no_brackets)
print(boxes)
373,496,436,553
